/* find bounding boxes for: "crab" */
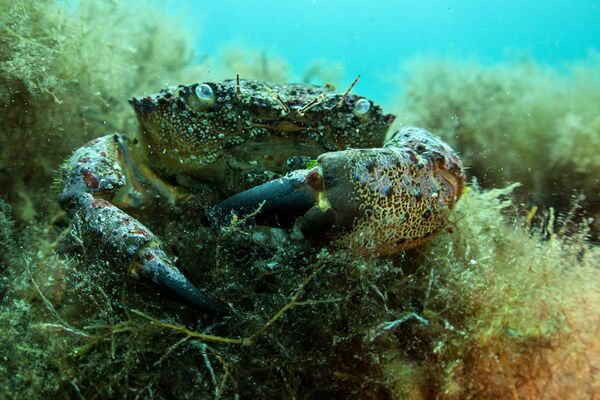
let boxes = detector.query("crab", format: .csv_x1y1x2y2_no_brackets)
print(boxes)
58,77,464,315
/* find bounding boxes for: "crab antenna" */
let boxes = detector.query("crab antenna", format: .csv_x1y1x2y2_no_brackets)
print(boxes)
298,93,326,116
274,93,290,114
236,74,241,98
264,85,290,114
335,74,361,108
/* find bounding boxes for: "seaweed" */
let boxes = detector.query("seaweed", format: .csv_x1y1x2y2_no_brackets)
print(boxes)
0,0,199,223
205,45,345,87
393,55,600,234
0,0,599,398
0,198,16,263
218,45,291,82
1,184,598,399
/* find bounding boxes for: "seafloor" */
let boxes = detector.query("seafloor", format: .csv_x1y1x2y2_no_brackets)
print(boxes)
0,1,599,399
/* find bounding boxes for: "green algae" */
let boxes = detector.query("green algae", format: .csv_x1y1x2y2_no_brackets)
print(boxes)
0,0,200,223
392,55,600,232
0,0,599,398
206,45,344,87
2,184,598,398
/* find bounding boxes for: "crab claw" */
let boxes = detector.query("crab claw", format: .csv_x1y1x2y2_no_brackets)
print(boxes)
135,246,227,315
215,127,464,256
214,169,315,228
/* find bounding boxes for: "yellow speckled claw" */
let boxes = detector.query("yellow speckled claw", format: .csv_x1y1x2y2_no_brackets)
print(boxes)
306,127,464,255
216,127,464,256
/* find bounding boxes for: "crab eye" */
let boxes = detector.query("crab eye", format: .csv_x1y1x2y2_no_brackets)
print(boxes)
353,99,371,116
195,84,215,104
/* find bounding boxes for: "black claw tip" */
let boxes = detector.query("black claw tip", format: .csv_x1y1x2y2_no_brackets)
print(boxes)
152,266,227,315
138,250,227,315
214,169,315,227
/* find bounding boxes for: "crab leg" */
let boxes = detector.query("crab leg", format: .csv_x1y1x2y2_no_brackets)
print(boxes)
215,127,465,255
59,134,225,315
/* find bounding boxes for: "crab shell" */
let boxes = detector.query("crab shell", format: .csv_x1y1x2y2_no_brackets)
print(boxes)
129,79,396,190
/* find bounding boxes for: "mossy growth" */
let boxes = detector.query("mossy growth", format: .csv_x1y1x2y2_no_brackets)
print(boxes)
1,1,598,398
206,45,345,88
1,182,598,399
216,45,292,82
392,55,600,231
0,0,201,222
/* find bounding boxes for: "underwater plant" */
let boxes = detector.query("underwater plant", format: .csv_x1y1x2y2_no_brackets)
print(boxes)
393,55,600,234
217,45,292,82
0,0,598,399
2,183,599,399
0,0,200,222
204,45,345,89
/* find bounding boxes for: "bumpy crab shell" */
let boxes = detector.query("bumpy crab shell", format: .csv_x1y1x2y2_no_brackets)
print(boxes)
129,79,396,189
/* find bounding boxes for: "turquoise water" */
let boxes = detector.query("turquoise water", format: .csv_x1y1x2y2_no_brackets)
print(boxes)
176,0,600,99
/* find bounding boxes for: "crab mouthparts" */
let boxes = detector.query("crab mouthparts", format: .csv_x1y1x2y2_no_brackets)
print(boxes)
252,120,307,133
